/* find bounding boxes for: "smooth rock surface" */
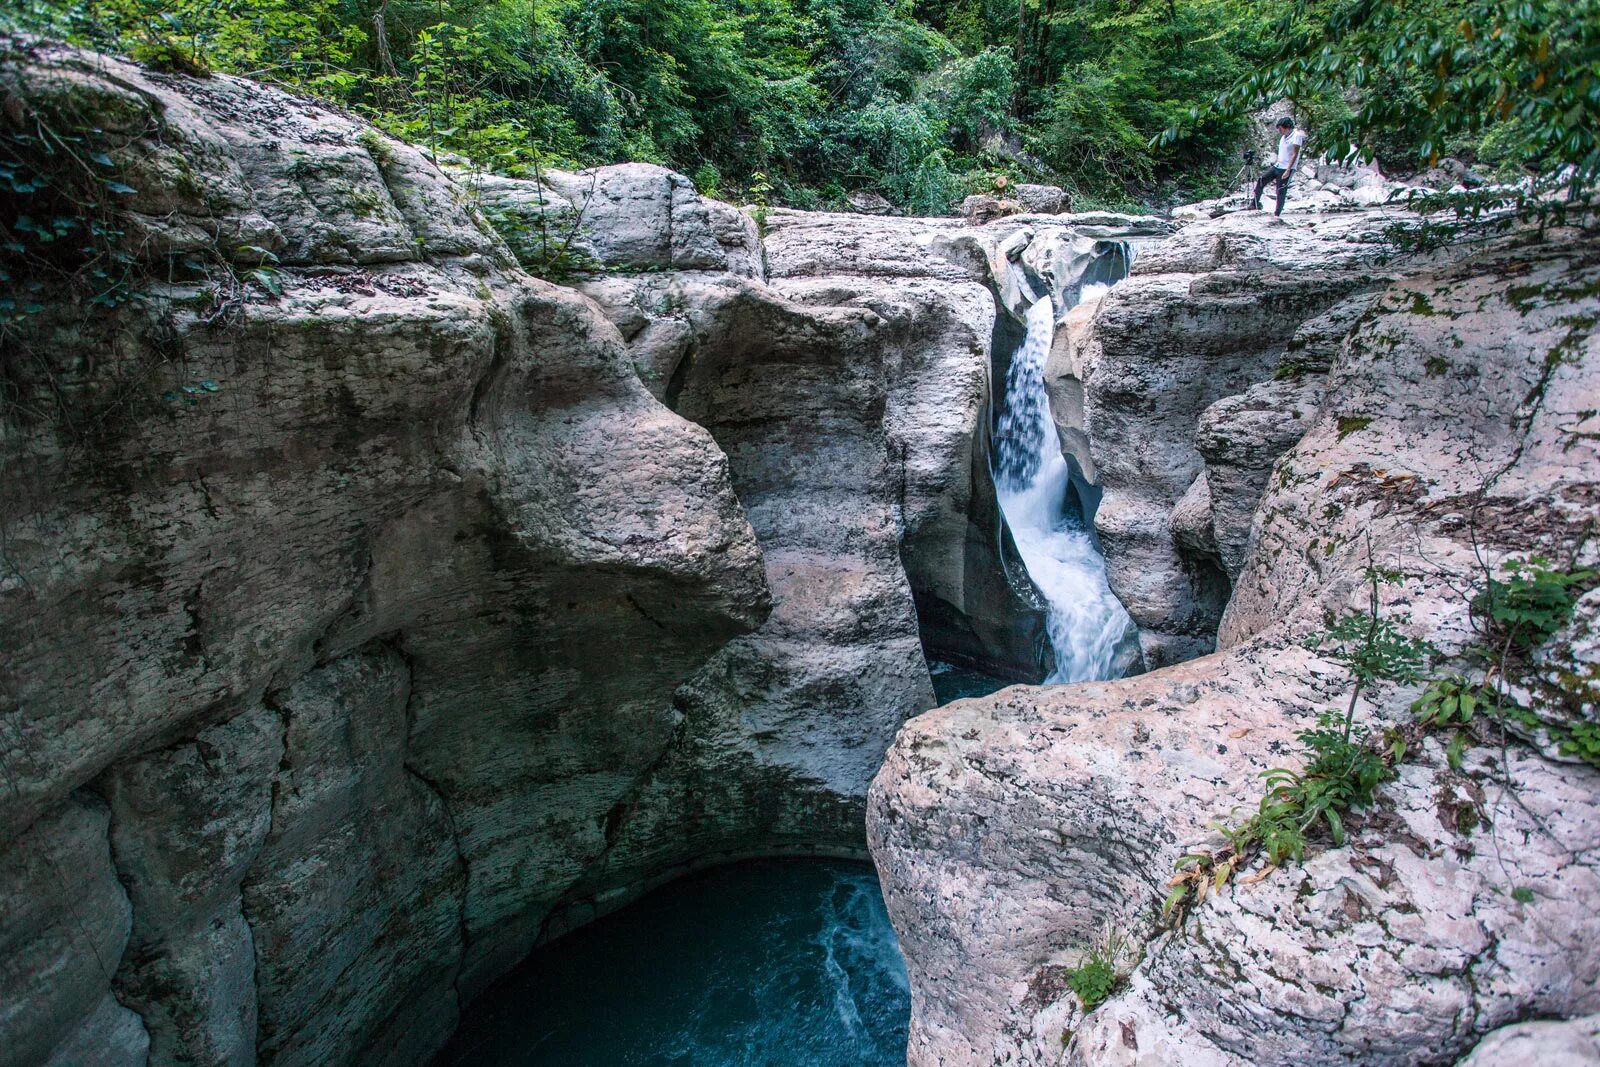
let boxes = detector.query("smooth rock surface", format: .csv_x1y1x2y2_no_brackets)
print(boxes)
1456,1014,1600,1066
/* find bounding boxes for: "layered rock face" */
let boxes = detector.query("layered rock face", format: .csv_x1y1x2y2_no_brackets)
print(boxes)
1075,211,1446,666
870,229,1600,1064
0,40,1152,1066
0,45,776,1066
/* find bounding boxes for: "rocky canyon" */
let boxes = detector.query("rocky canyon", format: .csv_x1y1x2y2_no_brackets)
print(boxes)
2,38,1597,1067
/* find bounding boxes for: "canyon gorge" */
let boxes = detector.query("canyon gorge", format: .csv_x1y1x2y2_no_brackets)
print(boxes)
2,39,1597,1067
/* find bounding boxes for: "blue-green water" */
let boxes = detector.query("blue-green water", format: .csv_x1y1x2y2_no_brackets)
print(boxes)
435,860,910,1067
928,659,1011,705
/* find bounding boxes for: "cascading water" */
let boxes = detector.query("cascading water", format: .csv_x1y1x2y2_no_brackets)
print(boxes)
993,280,1136,683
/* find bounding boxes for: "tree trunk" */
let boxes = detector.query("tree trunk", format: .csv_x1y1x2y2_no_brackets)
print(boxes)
1013,0,1029,116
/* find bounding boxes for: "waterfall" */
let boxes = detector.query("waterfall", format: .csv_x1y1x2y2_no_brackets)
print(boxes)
993,286,1135,684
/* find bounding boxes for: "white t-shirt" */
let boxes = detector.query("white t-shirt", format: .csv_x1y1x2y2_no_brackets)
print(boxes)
1276,129,1308,170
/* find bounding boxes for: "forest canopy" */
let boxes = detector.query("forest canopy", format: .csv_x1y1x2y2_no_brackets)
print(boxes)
6,0,1595,215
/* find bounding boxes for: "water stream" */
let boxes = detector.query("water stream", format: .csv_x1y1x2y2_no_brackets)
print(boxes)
993,280,1137,683
436,243,1139,1067
434,860,909,1067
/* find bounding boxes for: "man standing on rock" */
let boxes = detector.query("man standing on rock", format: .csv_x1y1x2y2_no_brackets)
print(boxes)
1250,116,1308,216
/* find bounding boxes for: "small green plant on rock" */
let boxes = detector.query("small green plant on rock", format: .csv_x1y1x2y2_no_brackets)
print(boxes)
1167,551,1596,924
1411,673,1485,770
746,171,773,235
1474,556,1595,650
1065,927,1128,1012
1166,561,1432,917
1066,957,1115,1012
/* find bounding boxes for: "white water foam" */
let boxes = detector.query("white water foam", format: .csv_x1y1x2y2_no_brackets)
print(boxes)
815,870,910,1063
993,290,1135,683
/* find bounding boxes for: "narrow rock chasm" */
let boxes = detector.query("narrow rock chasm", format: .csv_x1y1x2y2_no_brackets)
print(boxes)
4,38,1598,1067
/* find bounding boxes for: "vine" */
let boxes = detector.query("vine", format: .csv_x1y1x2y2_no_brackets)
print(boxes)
0,41,271,439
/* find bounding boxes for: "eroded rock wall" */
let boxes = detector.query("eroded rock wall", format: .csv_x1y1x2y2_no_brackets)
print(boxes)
2,42,1114,1066
1076,212,1432,666
0,44,770,1065
869,230,1600,1065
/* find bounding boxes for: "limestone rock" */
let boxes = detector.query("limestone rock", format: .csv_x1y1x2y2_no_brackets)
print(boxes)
1193,375,1325,576
39,994,149,1067
115,910,259,1067
102,707,281,943
1456,1014,1600,1066
0,796,143,1067
550,271,944,905
242,648,464,1066
1081,211,1410,665
102,706,281,1067
1,42,767,1066
870,232,1600,1066
847,189,896,214
962,194,1025,223
1168,467,1218,558
1013,183,1069,214
535,163,763,277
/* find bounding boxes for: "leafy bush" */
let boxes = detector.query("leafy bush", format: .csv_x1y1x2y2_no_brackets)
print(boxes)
1313,610,1434,691
1474,556,1596,649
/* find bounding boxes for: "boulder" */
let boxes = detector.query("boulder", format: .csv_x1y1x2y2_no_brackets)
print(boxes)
1415,156,1487,191
847,189,896,214
477,163,763,278
1456,1015,1600,1066
1013,183,1069,214
962,194,1025,223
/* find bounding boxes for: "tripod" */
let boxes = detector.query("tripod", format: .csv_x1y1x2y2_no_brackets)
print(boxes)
1212,150,1265,217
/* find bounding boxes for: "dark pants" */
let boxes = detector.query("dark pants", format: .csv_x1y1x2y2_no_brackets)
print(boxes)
1252,165,1291,215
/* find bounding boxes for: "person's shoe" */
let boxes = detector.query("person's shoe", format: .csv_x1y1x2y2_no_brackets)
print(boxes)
1247,200,1261,211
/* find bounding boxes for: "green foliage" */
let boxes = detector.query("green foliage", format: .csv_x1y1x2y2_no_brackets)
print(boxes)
1167,564,1427,919
1413,674,1482,729
0,85,143,337
1411,673,1484,769
5,0,1301,212
1164,0,1600,226
1168,711,1394,914
1164,550,1594,926
1311,608,1434,691
1562,722,1600,767
1336,415,1372,439
1027,0,1258,203
1065,927,1128,1012
14,0,1587,213
692,163,724,200
927,47,1015,151
1474,556,1596,649
1066,957,1116,1012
